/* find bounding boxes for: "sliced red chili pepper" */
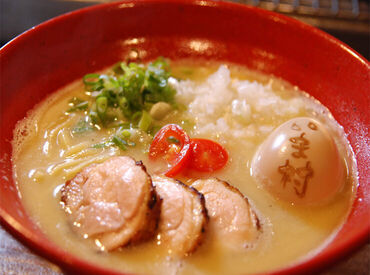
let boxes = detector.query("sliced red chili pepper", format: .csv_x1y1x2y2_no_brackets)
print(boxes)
149,124,191,177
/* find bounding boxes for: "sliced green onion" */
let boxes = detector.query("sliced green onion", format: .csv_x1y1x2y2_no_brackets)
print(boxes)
138,111,152,132
67,101,88,113
112,62,124,75
116,127,132,139
112,136,127,151
70,57,176,139
121,129,131,138
83,73,101,86
96,97,108,118
83,74,103,91
89,109,100,125
92,141,114,149
92,143,106,149
118,97,128,109
72,118,94,134
103,77,119,90
167,136,180,144
131,111,142,122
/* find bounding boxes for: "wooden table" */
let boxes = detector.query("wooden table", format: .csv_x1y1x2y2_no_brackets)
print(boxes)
0,225,368,274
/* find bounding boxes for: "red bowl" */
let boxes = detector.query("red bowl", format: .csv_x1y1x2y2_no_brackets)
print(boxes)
0,0,369,274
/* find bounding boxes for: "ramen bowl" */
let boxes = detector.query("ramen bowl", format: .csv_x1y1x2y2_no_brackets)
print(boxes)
0,0,369,274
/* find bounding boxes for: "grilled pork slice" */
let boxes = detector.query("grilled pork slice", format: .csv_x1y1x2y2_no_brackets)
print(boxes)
60,156,160,251
192,178,261,250
152,175,208,256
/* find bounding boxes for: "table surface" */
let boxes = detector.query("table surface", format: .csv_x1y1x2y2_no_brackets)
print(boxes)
0,225,368,275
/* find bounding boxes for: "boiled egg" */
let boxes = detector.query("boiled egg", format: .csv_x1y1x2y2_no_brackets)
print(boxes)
251,117,345,205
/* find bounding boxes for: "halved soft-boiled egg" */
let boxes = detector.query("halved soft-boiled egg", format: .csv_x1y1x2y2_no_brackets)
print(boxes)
251,117,345,205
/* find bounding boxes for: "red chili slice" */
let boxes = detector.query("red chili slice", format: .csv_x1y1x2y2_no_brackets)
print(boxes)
149,124,191,177
189,138,229,172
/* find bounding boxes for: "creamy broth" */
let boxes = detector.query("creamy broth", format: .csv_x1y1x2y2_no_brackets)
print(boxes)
12,61,356,275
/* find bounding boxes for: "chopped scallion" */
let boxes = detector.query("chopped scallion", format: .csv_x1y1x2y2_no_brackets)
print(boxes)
138,111,152,132
83,73,101,85
121,129,131,138
131,111,142,122
68,57,177,152
67,101,88,113
89,109,100,125
92,141,114,148
96,97,108,118
72,118,94,134
83,73,103,91
112,136,128,151
167,136,180,144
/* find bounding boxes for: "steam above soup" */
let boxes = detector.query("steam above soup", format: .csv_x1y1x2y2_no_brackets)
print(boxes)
12,59,356,275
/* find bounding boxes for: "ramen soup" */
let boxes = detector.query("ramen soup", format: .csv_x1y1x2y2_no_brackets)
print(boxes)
12,60,357,275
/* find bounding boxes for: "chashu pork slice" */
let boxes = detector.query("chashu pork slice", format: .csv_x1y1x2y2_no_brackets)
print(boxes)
152,175,208,256
60,156,160,251
192,178,261,250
